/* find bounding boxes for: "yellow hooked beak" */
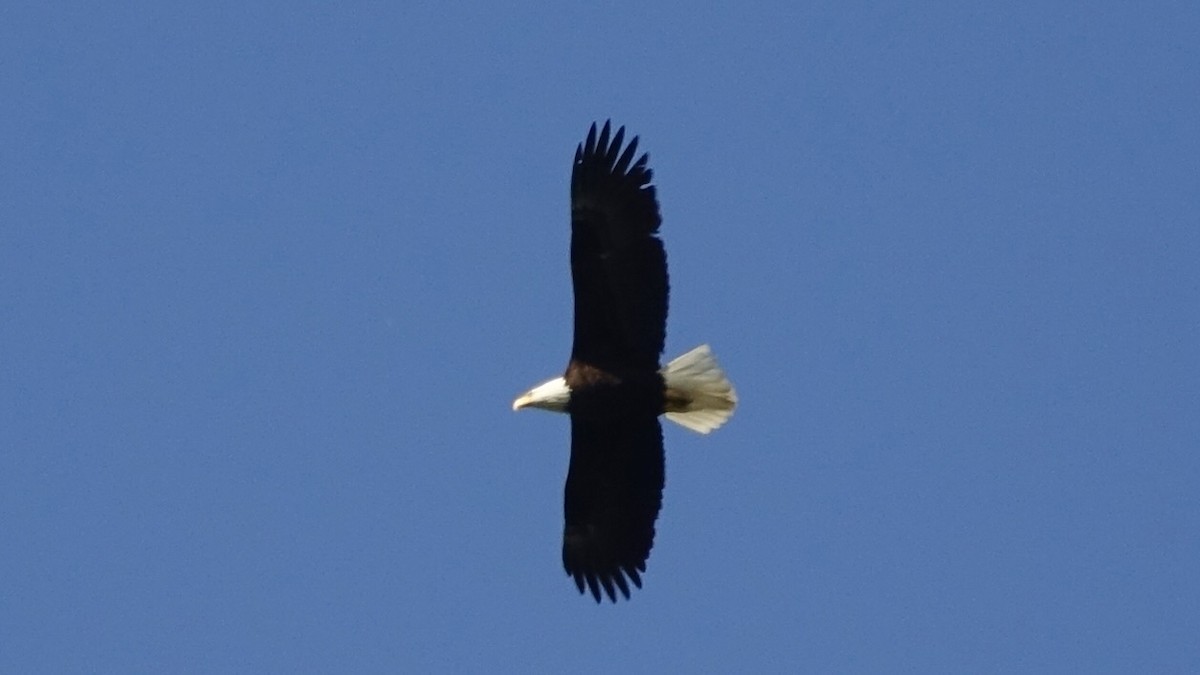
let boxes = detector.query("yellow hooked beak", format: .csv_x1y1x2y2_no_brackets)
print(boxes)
512,392,535,411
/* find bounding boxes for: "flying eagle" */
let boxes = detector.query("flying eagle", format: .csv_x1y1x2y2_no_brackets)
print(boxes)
512,121,737,603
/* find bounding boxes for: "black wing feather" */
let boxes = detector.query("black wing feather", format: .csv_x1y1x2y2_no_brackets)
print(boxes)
570,121,668,372
562,414,665,603
614,136,639,175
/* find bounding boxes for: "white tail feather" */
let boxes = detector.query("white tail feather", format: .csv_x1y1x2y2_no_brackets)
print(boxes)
661,344,737,434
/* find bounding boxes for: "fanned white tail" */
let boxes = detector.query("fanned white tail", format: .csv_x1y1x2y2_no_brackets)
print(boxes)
661,344,738,434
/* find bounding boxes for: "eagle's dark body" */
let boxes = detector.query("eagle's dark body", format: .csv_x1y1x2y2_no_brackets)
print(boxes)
560,123,669,602
513,121,736,603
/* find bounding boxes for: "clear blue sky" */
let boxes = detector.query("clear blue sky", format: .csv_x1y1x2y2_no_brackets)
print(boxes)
3,3,1197,672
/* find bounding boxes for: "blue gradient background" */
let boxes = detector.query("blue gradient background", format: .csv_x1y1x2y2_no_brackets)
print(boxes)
3,3,1197,672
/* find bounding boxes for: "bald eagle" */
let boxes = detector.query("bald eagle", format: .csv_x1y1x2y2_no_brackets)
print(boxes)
512,121,737,603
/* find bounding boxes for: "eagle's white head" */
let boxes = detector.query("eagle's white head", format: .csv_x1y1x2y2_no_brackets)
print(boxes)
512,377,571,413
